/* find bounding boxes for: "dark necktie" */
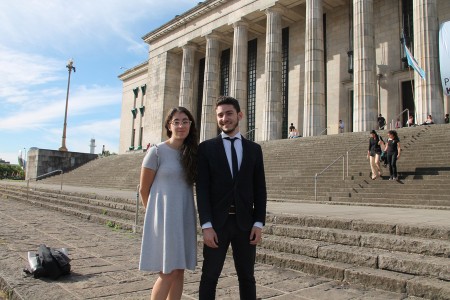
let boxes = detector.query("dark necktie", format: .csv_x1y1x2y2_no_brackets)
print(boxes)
225,137,238,178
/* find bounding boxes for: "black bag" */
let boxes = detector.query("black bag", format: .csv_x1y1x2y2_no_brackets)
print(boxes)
25,244,71,279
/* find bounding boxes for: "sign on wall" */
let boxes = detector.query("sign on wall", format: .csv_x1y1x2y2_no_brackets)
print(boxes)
440,21,450,96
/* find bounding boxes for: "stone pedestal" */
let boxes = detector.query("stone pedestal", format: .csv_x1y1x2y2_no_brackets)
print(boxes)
26,148,97,181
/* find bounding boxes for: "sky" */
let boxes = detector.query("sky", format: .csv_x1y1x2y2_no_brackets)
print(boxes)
0,0,199,165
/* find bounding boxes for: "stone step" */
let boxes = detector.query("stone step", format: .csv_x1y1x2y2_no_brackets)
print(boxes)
255,247,450,297
264,223,450,255
260,235,450,280
0,188,141,232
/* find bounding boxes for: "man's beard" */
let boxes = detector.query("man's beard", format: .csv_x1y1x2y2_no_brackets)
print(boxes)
219,121,238,134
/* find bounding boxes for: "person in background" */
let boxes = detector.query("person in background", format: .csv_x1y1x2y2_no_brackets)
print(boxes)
406,115,414,127
422,114,434,125
338,120,345,133
367,130,383,180
384,130,401,181
444,114,449,124
377,114,386,130
288,125,298,138
395,118,402,129
139,106,198,300
289,123,295,132
196,96,267,300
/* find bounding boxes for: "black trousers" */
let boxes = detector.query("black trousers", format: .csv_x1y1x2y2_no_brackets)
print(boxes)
199,215,256,300
387,152,398,178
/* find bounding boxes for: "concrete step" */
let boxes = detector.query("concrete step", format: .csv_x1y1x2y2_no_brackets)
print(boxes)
261,235,450,280
264,224,450,257
0,187,142,232
256,247,450,297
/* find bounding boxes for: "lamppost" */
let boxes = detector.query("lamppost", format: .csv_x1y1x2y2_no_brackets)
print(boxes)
59,59,76,151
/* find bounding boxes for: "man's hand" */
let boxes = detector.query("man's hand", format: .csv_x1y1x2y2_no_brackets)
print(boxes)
249,226,262,245
202,227,219,248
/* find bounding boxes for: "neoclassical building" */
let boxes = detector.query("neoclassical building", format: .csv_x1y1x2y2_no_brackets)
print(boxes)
118,0,450,153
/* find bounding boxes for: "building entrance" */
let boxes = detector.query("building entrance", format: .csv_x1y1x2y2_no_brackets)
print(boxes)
401,80,415,124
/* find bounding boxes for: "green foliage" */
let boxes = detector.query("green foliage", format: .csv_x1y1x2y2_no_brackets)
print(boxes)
0,164,24,180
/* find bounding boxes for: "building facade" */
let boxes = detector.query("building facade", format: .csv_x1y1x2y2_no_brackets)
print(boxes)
118,0,450,154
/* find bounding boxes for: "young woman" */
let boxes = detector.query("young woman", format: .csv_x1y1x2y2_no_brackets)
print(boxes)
139,107,198,300
367,130,383,180
385,130,401,181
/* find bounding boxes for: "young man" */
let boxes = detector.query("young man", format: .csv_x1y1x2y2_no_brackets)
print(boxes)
377,114,386,130
196,96,267,300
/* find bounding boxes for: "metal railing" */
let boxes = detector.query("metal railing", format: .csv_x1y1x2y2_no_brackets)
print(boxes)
318,127,329,136
26,169,63,200
314,154,345,201
346,137,368,177
314,135,368,201
390,108,410,129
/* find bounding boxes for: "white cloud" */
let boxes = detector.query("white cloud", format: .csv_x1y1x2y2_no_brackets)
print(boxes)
0,46,63,100
0,84,121,131
0,0,200,164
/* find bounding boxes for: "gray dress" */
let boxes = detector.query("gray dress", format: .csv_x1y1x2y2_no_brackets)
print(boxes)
139,142,197,273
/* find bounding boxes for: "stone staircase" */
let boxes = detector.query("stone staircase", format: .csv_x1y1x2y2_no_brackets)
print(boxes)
261,124,450,208
1,124,450,299
39,152,146,191
0,183,448,299
259,214,449,299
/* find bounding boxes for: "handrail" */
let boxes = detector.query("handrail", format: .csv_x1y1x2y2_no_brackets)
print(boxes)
26,169,64,200
346,137,368,177
391,108,410,129
318,127,329,136
244,128,257,138
134,184,140,233
315,134,368,200
314,154,345,201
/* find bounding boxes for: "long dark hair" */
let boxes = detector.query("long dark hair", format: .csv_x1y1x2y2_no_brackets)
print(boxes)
388,130,399,142
164,107,198,184
370,129,379,141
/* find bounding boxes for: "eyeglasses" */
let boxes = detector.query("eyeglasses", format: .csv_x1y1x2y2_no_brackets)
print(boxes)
170,120,192,127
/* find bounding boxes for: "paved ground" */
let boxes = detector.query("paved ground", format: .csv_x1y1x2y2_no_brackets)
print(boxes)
2,181,448,299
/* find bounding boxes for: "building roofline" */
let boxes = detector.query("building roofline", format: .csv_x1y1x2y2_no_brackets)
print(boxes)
142,0,229,44
117,61,148,81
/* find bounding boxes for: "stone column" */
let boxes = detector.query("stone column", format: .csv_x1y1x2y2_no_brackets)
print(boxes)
230,21,249,135
353,0,377,132
179,42,197,114
413,0,443,124
303,0,325,137
262,7,283,141
200,33,221,141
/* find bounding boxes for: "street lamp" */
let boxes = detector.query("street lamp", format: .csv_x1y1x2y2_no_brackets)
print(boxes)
59,58,76,151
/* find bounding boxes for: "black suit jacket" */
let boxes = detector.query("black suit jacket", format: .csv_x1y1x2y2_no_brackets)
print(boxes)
196,135,267,231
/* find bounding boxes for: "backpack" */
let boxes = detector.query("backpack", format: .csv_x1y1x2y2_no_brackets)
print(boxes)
24,244,71,279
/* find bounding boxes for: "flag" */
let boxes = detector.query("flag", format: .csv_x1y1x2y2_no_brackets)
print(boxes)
402,31,426,80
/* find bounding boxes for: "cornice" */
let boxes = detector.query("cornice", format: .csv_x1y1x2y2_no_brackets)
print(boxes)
142,0,230,44
118,61,148,81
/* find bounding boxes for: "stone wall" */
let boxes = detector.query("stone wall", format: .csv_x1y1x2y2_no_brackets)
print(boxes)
25,148,97,180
